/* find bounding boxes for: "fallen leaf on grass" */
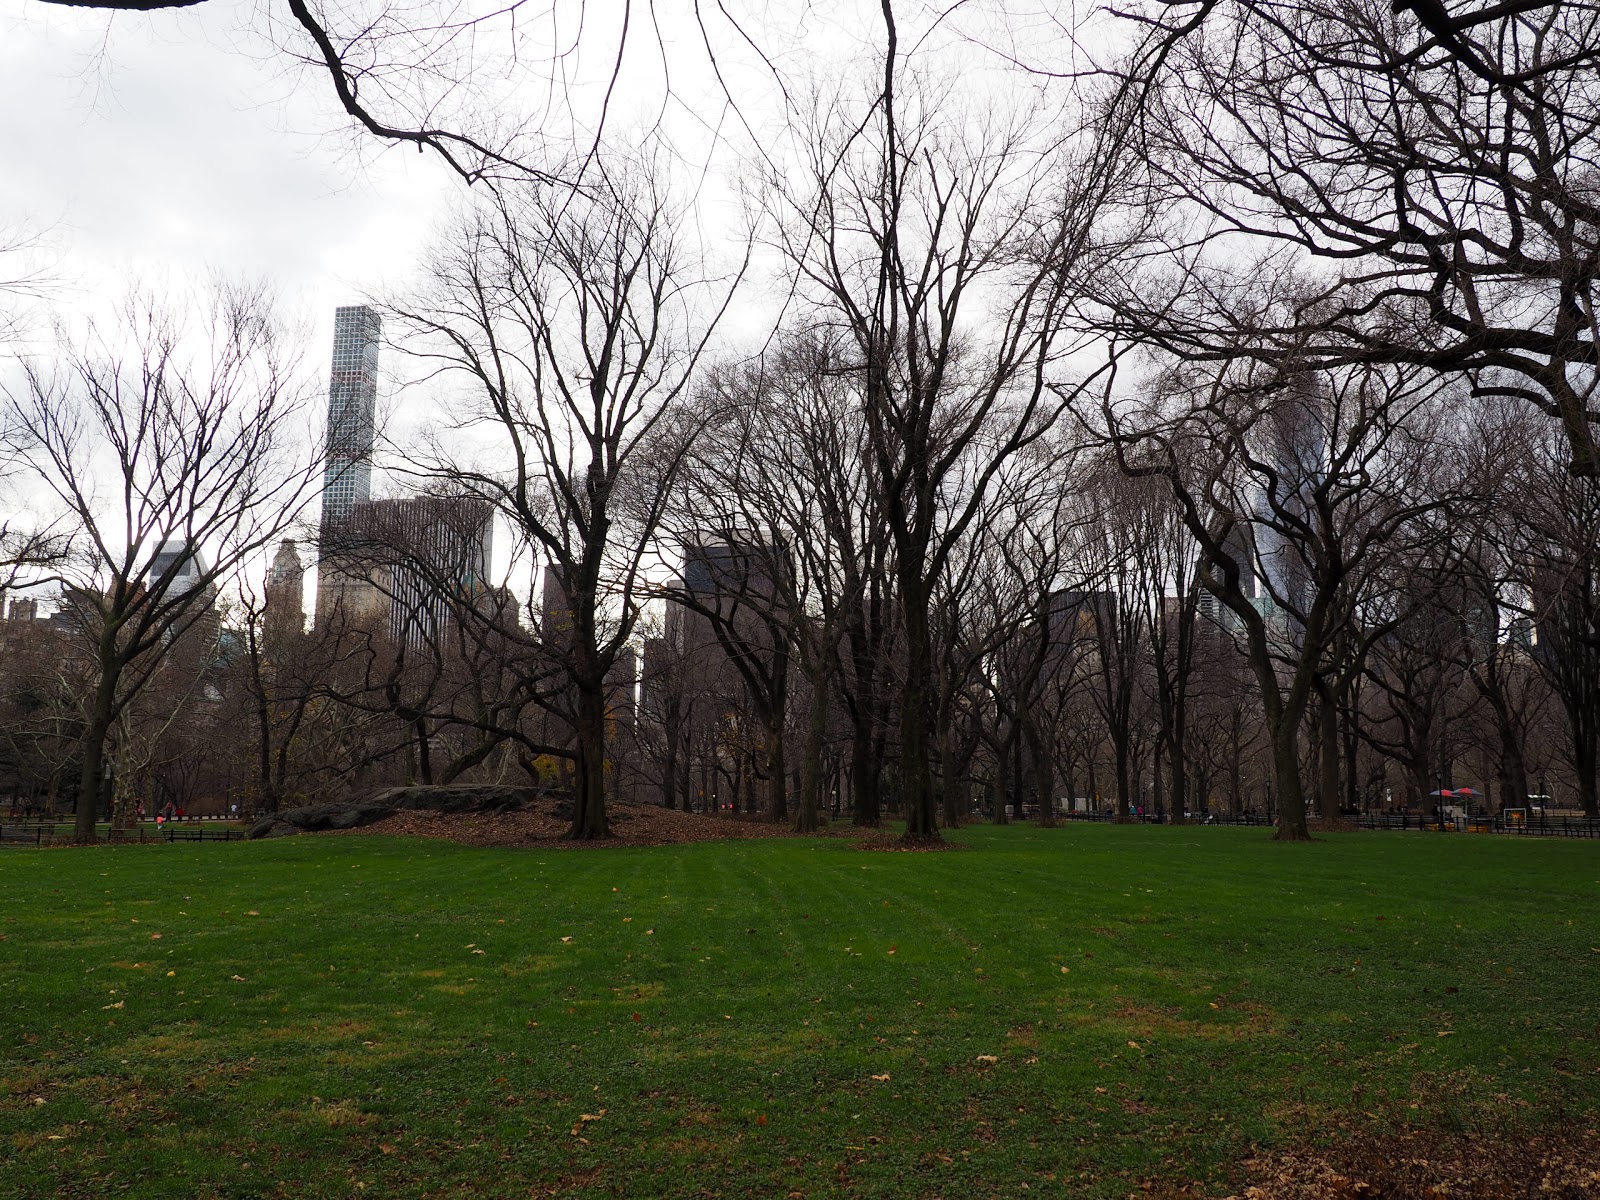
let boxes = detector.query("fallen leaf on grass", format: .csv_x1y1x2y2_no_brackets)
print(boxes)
149,933,162,940
570,1109,606,1136
976,1055,998,1064
871,1073,891,1082
101,1000,124,1010
560,937,573,944
231,975,247,982
1437,1031,1456,1037
246,911,260,917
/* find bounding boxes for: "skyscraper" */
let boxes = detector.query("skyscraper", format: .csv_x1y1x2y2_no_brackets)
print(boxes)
318,496,495,647
265,540,305,637
320,305,380,530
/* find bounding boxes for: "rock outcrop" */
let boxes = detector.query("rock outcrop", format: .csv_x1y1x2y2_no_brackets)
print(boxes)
246,785,540,839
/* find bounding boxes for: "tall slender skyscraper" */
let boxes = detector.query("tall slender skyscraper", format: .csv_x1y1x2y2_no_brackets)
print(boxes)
320,305,380,529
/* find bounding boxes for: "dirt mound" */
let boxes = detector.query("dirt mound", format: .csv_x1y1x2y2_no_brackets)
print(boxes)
335,803,863,848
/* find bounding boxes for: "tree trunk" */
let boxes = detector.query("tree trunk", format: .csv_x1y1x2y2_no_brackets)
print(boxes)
1113,736,1133,823
568,681,610,839
1494,708,1529,816
415,716,434,786
1166,689,1188,825
1227,706,1243,814
249,628,279,816
1574,721,1599,817
1408,755,1432,813
939,719,963,829
795,670,829,833
761,713,787,825
851,721,881,826
662,710,681,809
1026,714,1056,827
75,670,120,845
992,735,1011,826
1012,731,1027,823
110,769,135,833
1316,682,1339,822
1153,740,1166,820
1269,714,1311,841
1342,694,1361,815
764,714,788,823
899,600,941,842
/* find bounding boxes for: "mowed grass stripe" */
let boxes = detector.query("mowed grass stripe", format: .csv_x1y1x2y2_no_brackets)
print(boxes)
0,825,1596,1199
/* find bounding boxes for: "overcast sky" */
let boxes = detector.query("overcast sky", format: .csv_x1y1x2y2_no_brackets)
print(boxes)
0,0,1082,599
1,0,460,359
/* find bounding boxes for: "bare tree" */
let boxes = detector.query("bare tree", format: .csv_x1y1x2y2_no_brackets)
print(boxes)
3,283,322,843
1104,358,1461,839
1513,425,1600,814
29,0,648,190
759,31,1128,840
1068,461,1163,822
387,146,743,839
1101,0,1600,475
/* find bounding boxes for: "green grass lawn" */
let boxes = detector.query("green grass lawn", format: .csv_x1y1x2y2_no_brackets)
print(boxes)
1,824,1596,1199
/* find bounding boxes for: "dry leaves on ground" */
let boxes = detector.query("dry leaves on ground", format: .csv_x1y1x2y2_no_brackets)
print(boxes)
335,803,869,849
1221,1129,1600,1200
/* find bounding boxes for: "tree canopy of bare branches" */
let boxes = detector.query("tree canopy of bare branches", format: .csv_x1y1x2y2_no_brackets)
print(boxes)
2,282,322,842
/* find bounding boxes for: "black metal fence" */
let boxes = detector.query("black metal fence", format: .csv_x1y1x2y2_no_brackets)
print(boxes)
0,824,248,847
1054,808,1600,837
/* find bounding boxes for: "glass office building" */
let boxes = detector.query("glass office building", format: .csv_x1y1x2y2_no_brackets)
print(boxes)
320,305,381,529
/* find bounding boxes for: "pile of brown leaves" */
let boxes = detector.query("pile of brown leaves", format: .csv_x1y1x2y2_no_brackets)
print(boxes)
338,803,865,849
1223,1129,1600,1199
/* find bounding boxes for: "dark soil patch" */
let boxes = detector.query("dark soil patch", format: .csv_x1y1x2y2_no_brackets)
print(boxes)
1220,1129,1600,1199
857,834,963,852
333,802,866,849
